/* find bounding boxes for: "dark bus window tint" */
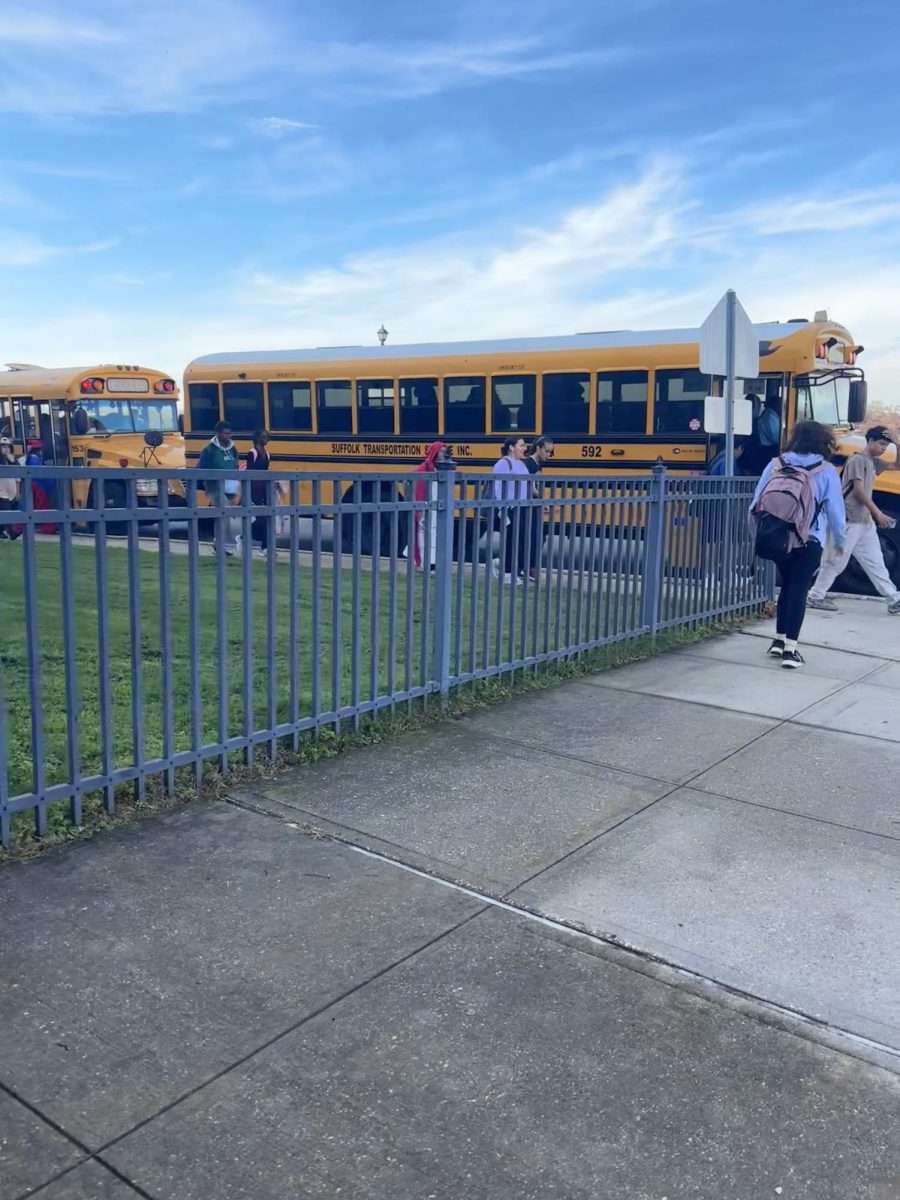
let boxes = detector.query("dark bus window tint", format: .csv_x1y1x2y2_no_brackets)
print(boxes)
222,381,263,433
597,371,648,433
542,372,589,435
188,382,220,433
398,377,439,436
357,379,395,435
443,376,486,435
316,380,352,434
491,375,536,433
268,381,312,431
654,369,708,434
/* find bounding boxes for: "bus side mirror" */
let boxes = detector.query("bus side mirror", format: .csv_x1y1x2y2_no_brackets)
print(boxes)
848,380,867,424
144,430,164,448
73,407,90,436
178,413,184,436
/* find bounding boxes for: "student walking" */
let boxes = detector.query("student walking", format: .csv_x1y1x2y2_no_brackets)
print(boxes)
0,436,21,541
807,425,900,614
409,441,453,569
492,436,530,583
750,421,846,668
244,429,277,557
523,436,553,577
198,420,240,556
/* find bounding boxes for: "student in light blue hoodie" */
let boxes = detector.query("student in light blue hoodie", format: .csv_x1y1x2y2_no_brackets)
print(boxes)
750,420,846,668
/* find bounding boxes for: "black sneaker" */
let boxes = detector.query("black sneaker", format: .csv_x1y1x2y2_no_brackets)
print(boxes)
781,649,805,669
767,639,785,658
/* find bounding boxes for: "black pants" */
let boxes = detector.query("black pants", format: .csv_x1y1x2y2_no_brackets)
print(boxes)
776,540,822,641
0,496,19,539
251,514,270,551
502,509,531,575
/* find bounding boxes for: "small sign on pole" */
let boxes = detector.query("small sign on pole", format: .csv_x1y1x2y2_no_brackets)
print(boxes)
699,291,758,474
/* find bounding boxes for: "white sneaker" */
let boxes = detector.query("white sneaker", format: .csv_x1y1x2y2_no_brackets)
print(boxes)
491,558,500,578
502,572,523,586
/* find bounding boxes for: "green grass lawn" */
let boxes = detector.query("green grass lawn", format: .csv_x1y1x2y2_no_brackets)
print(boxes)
1,538,612,809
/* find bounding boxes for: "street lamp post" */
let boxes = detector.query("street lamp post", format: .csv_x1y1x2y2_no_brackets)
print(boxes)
377,325,388,346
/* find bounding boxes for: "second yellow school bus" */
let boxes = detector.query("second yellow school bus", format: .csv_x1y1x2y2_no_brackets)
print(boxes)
0,362,185,511
182,318,899,582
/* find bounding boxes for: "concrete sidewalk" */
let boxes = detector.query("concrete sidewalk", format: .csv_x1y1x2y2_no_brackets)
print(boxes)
2,597,899,1199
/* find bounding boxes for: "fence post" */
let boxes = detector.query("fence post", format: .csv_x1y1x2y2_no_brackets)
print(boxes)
431,468,455,705
641,463,667,641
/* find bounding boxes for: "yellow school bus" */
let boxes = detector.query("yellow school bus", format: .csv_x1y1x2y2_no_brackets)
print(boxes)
182,318,899,580
0,362,186,511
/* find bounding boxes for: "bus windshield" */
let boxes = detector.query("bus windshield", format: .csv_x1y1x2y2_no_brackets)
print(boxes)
76,398,179,434
797,375,851,427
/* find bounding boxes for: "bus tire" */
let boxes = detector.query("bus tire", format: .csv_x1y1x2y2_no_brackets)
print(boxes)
87,481,128,536
340,481,402,557
833,520,900,594
879,522,900,588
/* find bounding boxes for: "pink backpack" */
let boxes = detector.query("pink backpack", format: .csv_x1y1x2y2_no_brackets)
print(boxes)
751,456,826,562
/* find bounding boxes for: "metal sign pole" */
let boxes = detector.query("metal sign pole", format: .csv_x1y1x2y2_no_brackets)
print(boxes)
724,289,736,476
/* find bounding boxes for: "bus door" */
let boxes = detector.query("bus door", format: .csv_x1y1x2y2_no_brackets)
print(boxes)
15,399,69,464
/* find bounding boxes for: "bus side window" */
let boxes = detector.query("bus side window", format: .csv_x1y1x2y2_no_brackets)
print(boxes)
491,375,536,433
399,378,439,436
542,373,589,436
223,381,264,434
654,369,708,433
597,371,648,433
443,376,486,435
316,380,352,434
189,383,220,433
357,379,395,435
269,381,312,432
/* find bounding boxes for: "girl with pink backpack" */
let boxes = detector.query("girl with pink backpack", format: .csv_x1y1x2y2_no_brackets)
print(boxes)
749,421,846,668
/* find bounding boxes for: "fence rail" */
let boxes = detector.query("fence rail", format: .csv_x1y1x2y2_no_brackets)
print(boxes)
0,465,771,845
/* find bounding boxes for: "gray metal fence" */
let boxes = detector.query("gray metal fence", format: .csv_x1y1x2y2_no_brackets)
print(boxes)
0,465,771,845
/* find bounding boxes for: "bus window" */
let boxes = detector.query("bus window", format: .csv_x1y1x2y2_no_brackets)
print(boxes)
492,376,536,433
75,398,133,433
444,376,486,435
542,372,589,436
357,379,395,435
316,380,352,434
597,371,648,433
223,381,263,433
189,382,220,433
654,369,708,434
269,381,312,432
399,377,438,436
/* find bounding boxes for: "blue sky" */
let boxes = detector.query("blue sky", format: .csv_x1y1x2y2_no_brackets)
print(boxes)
2,0,899,405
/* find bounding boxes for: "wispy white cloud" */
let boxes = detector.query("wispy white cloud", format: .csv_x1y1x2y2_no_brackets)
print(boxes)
246,116,320,139
0,5,120,47
0,230,117,266
194,135,235,151
0,0,279,115
732,188,900,235
0,2,662,115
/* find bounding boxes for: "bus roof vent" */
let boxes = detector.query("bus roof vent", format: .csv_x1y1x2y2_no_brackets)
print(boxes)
787,318,808,323
813,309,829,322
4,362,43,370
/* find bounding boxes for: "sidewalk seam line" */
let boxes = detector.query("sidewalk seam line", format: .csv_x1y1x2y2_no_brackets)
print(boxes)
81,904,489,1165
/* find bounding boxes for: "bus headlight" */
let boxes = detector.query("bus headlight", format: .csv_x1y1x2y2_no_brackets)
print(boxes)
135,479,159,497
